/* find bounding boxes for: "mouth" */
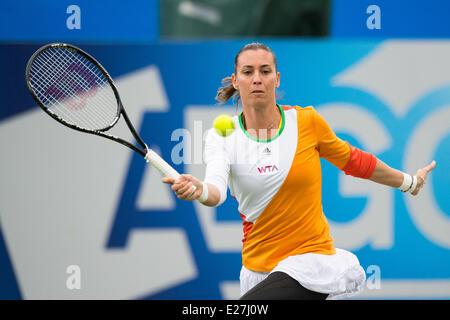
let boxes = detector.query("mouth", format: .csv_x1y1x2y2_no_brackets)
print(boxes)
252,90,264,94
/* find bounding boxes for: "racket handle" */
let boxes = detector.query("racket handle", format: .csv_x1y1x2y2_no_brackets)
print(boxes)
145,149,180,180
144,149,198,197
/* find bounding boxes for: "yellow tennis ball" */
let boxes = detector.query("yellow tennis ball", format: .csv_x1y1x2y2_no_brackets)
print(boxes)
213,114,235,137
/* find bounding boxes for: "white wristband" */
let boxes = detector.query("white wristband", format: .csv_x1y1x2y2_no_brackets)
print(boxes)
197,182,209,203
409,175,418,194
399,173,413,192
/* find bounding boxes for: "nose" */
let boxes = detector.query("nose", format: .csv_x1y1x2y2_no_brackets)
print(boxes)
252,71,262,84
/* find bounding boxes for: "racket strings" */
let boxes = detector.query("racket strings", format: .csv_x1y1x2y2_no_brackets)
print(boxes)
39,49,114,128
36,48,116,129
54,48,116,116
31,52,102,130
28,46,119,131
30,51,113,131
39,48,115,123
29,51,82,125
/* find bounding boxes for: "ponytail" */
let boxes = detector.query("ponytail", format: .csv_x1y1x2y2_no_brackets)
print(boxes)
215,76,240,105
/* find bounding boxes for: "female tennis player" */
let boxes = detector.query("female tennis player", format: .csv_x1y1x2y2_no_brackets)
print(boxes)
162,43,436,300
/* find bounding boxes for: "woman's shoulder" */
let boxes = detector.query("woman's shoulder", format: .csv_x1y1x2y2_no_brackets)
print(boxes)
281,105,319,123
279,105,316,112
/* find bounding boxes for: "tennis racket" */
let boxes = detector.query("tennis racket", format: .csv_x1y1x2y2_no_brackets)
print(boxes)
25,43,188,188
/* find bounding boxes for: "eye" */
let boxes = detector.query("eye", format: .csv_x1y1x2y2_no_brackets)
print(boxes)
242,70,251,75
262,70,271,75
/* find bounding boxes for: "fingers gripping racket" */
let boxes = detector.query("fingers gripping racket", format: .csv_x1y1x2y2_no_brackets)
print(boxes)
25,43,187,187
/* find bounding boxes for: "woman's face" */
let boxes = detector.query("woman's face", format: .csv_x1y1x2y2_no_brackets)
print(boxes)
232,49,280,108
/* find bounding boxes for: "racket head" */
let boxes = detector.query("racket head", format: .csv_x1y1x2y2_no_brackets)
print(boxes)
25,43,121,133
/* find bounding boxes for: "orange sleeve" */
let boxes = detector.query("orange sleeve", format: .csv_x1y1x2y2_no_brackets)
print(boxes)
342,144,377,179
313,108,376,179
313,108,351,170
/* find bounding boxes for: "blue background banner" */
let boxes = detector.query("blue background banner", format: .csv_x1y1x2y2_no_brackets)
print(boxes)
3,0,450,42
0,40,449,299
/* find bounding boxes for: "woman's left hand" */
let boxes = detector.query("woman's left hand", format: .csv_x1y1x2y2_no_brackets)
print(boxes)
411,160,436,196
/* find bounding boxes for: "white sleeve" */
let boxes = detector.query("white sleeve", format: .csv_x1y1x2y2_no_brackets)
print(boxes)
203,128,230,206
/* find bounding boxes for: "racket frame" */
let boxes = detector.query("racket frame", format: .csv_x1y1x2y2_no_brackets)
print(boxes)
25,42,148,157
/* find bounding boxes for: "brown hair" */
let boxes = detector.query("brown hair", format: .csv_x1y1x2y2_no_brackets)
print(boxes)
215,43,277,105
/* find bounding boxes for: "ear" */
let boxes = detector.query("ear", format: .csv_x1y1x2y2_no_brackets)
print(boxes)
231,73,238,90
276,72,280,88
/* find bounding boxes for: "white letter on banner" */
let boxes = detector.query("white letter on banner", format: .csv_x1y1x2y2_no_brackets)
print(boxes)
318,103,393,250
404,106,450,248
66,5,81,30
171,128,192,165
366,5,381,30
66,265,81,290
366,265,381,290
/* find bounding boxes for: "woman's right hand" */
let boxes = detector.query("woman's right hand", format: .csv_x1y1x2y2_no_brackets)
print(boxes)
162,174,202,201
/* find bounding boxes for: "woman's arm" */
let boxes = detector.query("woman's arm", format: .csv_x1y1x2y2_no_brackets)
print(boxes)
313,107,436,196
160,125,230,207
368,158,436,195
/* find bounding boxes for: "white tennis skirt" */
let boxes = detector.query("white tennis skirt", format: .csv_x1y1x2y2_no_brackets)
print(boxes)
239,248,366,300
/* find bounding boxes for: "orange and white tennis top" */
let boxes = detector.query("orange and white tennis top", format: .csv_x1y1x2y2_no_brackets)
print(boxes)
203,105,375,273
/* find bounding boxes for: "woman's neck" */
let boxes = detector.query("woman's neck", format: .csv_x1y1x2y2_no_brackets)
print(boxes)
241,103,281,140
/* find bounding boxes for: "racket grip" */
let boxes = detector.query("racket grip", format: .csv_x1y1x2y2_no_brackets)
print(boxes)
145,149,198,197
145,149,180,180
